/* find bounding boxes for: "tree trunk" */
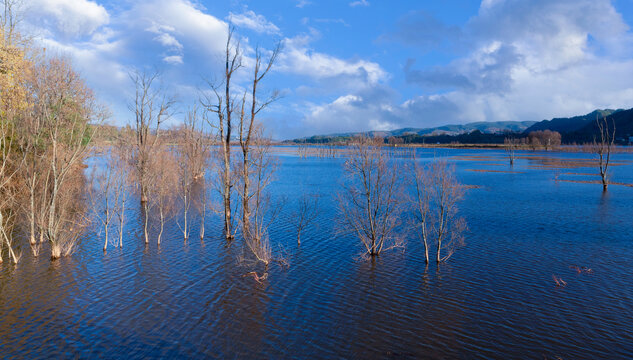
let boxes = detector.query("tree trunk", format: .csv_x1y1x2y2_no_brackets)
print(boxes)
158,209,164,245
119,198,125,248
183,193,188,241
143,203,149,244
242,154,250,238
436,241,441,263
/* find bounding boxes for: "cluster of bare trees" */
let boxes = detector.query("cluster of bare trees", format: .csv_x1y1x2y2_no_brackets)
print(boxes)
527,130,561,151
200,29,282,267
338,136,467,263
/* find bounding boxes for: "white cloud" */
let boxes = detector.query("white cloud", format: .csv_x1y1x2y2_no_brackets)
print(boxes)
279,30,388,86
349,0,370,7
228,10,281,35
163,55,184,65
28,0,109,38
296,0,312,8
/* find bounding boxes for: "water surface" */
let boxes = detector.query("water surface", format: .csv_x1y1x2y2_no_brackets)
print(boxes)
1,147,632,359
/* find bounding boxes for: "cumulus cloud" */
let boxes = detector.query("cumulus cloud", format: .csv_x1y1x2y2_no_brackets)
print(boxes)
382,0,633,130
28,0,109,38
228,10,281,35
278,30,388,87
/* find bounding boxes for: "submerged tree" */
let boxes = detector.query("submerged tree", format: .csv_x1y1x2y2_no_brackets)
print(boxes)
150,145,178,245
291,194,319,246
429,161,466,263
0,110,19,264
594,116,615,191
238,43,280,237
202,28,241,241
129,70,174,243
32,58,104,259
176,106,209,241
504,136,519,166
411,157,432,264
339,136,403,257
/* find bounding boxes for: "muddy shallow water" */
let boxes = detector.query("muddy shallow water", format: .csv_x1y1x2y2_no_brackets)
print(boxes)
1,147,632,359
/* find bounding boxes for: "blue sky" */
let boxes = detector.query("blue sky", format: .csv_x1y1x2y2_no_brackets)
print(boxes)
20,0,633,139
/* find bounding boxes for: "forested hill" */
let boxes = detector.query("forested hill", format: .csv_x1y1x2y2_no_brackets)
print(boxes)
523,109,620,134
558,108,633,143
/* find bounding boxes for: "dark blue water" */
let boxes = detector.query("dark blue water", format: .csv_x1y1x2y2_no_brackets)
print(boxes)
1,147,632,359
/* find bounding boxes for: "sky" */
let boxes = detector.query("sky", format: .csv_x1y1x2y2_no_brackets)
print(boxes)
17,0,633,139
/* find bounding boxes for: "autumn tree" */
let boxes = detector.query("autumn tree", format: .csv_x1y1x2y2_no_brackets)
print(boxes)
33,58,104,259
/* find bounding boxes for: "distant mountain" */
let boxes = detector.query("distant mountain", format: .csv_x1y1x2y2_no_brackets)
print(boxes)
290,120,536,143
523,109,621,134
290,108,633,144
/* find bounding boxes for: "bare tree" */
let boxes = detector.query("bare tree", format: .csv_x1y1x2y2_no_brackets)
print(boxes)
112,138,131,248
504,136,519,165
202,28,242,241
129,70,174,203
129,70,173,243
429,161,466,263
291,194,319,246
151,145,177,245
338,136,403,257
411,157,432,264
594,116,615,191
241,128,282,266
238,43,281,235
176,106,209,241
89,150,116,252
528,130,561,151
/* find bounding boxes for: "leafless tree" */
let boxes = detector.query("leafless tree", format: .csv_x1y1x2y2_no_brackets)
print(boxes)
528,130,561,151
129,70,174,204
338,136,403,257
112,138,131,248
202,28,242,241
238,43,281,235
89,150,116,252
129,70,173,243
291,194,319,246
240,128,282,266
594,116,615,191
504,136,519,165
410,157,432,264
176,106,209,241
150,145,178,245
429,160,466,263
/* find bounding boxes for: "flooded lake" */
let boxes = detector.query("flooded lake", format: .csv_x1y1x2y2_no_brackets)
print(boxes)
1,147,632,359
